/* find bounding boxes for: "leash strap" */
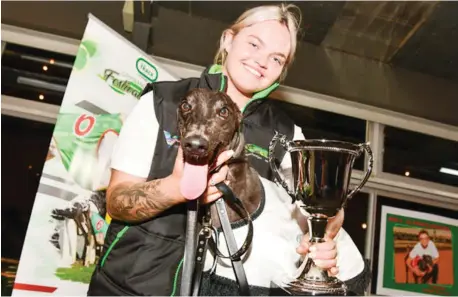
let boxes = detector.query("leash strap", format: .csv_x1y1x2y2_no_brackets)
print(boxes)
191,205,215,296
213,183,251,296
180,200,200,297
191,182,253,296
210,183,254,261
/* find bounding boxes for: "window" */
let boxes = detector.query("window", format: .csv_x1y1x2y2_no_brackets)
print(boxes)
1,42,74,106
273,100,368,170
383,126,458,187
342,192,369,256
1,115,55,260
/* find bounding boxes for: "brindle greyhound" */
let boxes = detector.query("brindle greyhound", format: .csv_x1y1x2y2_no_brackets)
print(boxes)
177,88,262,223
177,88,263,296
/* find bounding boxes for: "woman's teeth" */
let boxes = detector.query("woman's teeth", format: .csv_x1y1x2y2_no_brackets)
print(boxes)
244,65,261,78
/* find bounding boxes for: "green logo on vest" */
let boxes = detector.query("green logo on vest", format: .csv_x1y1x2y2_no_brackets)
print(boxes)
245,144,268,161
136,58,159,83
98,69,143,98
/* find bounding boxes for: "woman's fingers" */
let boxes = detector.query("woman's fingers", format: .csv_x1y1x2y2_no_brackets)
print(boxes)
313,258,338,270
209,165,229,187
328,267,339,277
201,162,230,204
215,150,234,167
201,180,230,204
309,247,337,262
199,150,234,204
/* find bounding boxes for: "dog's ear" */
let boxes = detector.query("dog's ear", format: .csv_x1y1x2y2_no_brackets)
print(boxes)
228,131,245,158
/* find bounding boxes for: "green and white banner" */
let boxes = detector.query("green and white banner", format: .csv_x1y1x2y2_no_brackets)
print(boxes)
12,15,178,296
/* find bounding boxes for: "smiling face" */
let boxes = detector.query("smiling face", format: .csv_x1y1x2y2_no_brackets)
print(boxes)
419,232,430,249
223,20,292,96
177,89,242,165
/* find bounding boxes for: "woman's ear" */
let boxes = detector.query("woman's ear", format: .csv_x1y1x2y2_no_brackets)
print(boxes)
222,29,235,53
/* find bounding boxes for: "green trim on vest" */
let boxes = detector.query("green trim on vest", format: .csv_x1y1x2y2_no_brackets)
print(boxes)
100,226,129,267
207,64,279,113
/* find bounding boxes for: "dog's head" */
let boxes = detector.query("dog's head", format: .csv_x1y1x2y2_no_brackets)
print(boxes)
418,255,434,271
177,88,243,166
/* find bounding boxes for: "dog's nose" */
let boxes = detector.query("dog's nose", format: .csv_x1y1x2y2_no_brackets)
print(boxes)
183,136,208,155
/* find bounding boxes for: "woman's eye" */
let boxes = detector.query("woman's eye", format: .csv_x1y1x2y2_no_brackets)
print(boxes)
249,42,258,49
219,107,229,118
181,102,192,112
273,57,284,66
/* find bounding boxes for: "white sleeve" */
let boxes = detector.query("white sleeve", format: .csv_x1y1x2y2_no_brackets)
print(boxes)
409,243,420,259
333,228,365,281
430,241,440,259
110,92,159,178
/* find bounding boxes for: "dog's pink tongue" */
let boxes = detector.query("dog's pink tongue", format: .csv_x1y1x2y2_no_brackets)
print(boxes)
180,163,209,200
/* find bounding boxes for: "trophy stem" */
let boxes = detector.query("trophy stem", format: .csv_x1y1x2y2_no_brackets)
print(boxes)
278,215,348,296
308,216,327,243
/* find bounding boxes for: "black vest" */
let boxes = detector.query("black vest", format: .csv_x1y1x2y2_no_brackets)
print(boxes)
87,70,295,296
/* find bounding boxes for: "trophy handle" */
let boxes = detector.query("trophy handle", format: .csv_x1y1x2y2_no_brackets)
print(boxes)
347,142,373,199
269,132,294,197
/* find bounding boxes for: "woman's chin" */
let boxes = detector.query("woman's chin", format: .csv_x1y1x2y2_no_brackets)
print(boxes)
233,81,266,96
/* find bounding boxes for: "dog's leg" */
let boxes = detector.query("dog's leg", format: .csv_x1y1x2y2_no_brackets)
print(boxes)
85,234,96,266
82,211,94,267
63,219,78,266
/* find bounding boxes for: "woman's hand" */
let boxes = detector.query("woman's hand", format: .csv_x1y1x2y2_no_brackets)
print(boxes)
296,209,345,276
201,150,234,204
297,235,339,276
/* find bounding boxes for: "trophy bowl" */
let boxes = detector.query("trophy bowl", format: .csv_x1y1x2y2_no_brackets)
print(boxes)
269,132,373,296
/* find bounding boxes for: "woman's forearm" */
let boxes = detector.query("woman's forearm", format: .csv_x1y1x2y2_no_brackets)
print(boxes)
107,176,183,223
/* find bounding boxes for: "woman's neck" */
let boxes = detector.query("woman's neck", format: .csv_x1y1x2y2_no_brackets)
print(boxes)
222,66,251,111
226,82,251,111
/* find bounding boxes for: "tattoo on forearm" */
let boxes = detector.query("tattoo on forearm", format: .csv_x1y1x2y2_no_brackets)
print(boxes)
109,180,173,222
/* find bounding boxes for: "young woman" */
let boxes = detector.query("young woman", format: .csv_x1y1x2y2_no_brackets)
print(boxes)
87,4,370,296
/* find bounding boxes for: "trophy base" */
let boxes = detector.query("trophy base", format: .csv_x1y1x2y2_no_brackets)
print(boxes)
271,277,350,296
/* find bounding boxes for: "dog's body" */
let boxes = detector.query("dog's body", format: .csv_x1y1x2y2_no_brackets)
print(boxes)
417,255,434,272
50,190,107,266
177,88,262,224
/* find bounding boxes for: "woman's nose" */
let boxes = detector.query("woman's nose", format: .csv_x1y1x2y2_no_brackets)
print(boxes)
255,53,269,69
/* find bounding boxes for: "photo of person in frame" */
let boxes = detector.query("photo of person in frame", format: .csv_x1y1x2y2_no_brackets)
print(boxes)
393,226,453,286
405,229,440,284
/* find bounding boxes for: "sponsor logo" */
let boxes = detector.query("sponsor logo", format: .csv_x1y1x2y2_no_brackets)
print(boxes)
96,219,104,231
73,114,96,137
164,130,179,147
136,58,159,83
245,143,268,161
99,69,143,98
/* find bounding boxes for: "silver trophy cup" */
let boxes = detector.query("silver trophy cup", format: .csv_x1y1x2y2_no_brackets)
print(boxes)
269,132,373,296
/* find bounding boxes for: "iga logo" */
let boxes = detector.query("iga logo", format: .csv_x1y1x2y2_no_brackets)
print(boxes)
136,58,158,83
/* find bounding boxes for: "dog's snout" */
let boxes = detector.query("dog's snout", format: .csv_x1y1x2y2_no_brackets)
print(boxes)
183,136,208,155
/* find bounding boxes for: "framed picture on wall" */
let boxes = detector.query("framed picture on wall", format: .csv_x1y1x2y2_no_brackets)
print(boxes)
376,205,457,296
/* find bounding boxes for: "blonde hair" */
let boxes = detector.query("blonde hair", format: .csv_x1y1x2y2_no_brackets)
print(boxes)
214,3,302,81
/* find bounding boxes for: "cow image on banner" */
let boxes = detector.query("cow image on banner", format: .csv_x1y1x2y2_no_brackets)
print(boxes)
12,14,178,296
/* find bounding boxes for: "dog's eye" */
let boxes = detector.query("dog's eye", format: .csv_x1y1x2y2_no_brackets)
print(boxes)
181,102,192,112
219,107,229,118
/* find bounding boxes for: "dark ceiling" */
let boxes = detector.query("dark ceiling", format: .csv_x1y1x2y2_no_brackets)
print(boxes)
150,1,458,82
2,1,458,83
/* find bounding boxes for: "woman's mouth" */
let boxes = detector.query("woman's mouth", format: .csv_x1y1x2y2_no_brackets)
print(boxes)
243,64,262,78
